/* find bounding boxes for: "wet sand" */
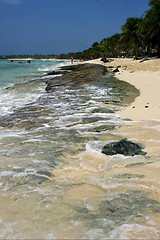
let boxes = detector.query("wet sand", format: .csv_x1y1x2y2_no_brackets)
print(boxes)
52,57,160,238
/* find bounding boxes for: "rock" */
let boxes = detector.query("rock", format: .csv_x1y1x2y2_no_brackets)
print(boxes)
107,66,114,68
113,67,119,73
46,63,107,92
102,139,147,156
101,57,109,63
47,70,68,75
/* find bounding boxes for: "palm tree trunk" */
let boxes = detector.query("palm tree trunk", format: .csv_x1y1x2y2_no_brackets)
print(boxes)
157,44,160,58
146,43,151,56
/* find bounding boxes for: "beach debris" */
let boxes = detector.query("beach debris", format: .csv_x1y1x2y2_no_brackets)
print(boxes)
112,67,120,73
101,57,113,63
102,138,147,156
139,57,150,63
100,57,109,63
145,103,149,108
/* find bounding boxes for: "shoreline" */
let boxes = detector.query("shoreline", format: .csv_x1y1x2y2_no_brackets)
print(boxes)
1,57,160,239
83,58,160,155
85,57,160,121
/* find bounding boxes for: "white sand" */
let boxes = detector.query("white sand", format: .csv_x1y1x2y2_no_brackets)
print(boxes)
115,70,160,121
86,58,160,121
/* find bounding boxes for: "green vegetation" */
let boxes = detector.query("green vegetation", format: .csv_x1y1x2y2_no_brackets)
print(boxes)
0,0,160,60
0,54,56,60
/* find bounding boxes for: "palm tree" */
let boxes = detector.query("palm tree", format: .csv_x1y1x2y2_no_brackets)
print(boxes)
119,17,143,56
143,0,160,56
99,34,120,57
106,34,121,57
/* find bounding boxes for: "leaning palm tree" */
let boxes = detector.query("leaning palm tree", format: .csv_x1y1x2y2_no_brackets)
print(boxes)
143,0,160,56
119,17,143,56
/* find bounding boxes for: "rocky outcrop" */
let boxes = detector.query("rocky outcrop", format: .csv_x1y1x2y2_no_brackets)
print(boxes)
46,63,107,92
102,139,147,156
47,70,68,75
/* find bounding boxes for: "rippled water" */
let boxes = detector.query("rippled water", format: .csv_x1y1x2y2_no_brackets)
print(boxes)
0,61,160,239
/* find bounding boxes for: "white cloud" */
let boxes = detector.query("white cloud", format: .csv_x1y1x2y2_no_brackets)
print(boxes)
0,0,21,4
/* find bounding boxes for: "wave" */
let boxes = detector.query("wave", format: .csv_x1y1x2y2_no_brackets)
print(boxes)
0,60,68,116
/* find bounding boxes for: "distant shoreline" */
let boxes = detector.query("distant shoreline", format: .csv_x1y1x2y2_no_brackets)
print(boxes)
7,58,61,61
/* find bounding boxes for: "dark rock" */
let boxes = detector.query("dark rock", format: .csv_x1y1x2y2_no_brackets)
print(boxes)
47,70,68,75
61,63,106,75
101,57,109,63
113,67,119,73
46,63,107,92
113,173,145,179
91,107,114,114
102,138,147,156
107,66,114,69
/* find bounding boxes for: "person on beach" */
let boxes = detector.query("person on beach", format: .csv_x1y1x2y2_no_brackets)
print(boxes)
71,57,73,64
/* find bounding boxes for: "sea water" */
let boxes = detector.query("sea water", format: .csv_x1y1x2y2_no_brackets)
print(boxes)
0,59,160,239
0,59,68,115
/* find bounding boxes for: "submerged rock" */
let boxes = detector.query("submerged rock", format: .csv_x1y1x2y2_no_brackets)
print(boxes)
102,138,147,156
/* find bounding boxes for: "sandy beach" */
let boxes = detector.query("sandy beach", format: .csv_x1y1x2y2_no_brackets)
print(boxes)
85,57,160,154
86,57,160,121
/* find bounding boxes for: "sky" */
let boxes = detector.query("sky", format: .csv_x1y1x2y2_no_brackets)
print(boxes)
0,0,150,55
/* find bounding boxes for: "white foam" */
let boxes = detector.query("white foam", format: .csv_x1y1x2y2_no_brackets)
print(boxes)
0,130,26,139
0,171,13,177
85,228,105,239
45,233,56,240
22,138,48,143
0,88,45,116
108,223,159,239
0,219,13,239
41,74,62,80
0,168,52,181
38,60,70,72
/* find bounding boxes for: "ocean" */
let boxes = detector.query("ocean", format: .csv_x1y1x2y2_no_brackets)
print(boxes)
0,59,160,239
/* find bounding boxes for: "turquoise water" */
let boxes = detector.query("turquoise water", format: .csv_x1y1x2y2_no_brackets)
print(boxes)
0,59,66,88
0,59,68,115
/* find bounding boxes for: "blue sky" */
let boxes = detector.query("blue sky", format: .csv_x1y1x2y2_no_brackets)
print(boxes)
0,0,150,55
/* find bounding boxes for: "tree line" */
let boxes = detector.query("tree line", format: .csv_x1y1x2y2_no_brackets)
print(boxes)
0,54,56,60
1,0,159,60
62,0,160,60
